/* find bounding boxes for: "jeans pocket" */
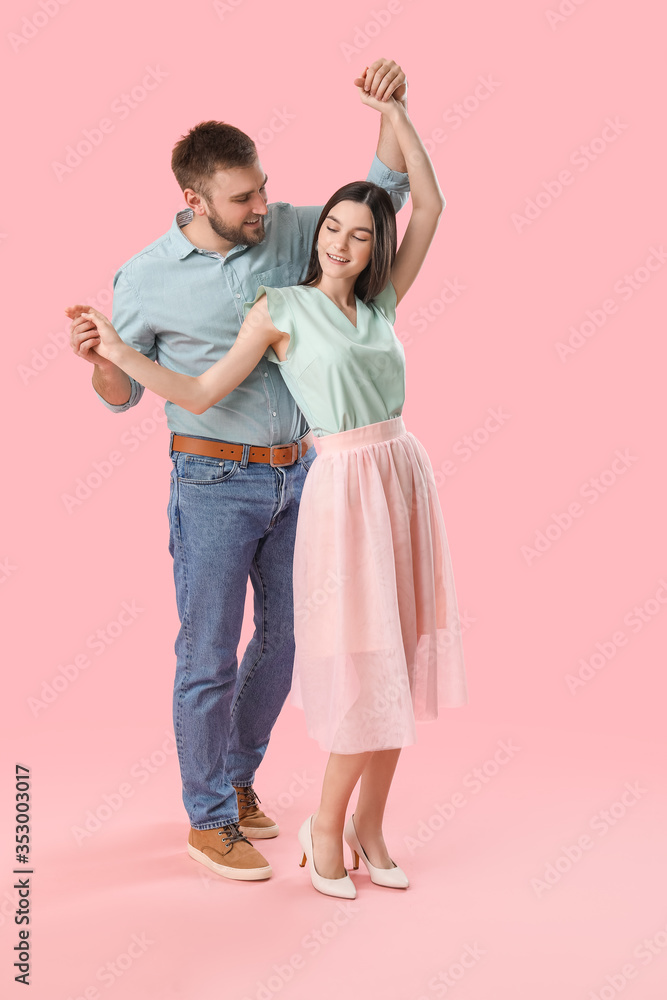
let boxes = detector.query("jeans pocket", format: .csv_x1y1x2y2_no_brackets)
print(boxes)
299,445,317,472
176,455,240,484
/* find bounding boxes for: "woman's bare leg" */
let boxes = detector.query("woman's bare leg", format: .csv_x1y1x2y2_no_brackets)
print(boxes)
311,751,371,879
351,748,402,868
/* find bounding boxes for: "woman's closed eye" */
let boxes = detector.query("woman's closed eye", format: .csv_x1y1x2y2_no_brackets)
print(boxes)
326,226,367,242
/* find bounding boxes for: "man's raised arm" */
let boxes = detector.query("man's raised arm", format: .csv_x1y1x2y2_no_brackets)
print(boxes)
357,58,410,212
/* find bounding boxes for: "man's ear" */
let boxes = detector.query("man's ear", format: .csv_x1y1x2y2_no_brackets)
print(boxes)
183,188,208,216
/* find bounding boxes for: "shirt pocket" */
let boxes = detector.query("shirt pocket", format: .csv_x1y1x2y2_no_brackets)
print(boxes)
254,262,302,294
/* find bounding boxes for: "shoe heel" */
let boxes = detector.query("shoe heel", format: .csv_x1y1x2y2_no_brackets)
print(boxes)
344,814,409,889
299,852,307,868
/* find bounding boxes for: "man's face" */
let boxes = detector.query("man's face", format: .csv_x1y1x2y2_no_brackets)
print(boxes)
199,161,269,248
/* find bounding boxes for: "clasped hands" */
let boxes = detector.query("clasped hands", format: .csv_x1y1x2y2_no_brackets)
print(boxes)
355,58,407,112
65,304,121,366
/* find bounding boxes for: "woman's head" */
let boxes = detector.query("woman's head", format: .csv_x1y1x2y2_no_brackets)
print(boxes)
300,182,397,302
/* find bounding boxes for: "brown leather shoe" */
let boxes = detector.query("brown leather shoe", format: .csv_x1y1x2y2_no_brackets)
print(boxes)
187,823,272,880
234,785,279,839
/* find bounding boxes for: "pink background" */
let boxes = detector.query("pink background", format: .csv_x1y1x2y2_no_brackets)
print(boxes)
1,0,666,997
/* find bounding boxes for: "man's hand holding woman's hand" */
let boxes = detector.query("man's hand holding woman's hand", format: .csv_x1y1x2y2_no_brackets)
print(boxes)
354,58,407,107
65,304,123,365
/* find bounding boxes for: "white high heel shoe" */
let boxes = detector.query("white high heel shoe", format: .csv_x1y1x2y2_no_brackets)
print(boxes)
344,814,409,889
298,816,356,899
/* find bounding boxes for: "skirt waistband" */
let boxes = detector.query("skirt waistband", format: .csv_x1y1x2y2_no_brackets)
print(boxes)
315,417,406,454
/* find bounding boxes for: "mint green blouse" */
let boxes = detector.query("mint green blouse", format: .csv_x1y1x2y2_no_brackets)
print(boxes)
243,283,406,437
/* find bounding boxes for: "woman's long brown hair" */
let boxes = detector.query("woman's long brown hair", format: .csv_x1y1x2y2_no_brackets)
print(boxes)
300,181,397,303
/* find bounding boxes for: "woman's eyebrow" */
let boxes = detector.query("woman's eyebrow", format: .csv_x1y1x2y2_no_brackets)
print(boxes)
326,213,373,234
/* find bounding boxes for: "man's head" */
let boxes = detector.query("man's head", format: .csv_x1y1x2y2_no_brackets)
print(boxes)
171,121,268,248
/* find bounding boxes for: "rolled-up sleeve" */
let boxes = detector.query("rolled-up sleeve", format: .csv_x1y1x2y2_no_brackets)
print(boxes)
95,268,155,412
366,153,410,213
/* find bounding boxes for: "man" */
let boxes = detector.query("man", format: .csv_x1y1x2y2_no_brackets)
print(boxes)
69,59,410,882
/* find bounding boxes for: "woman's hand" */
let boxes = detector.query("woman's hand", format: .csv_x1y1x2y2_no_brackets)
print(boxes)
65,304,123,364
356,83,403,120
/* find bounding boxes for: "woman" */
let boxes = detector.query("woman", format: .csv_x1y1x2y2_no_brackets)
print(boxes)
67,88,468,898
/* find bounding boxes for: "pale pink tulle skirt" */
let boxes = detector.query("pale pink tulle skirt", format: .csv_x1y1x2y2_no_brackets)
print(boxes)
291,416,468,753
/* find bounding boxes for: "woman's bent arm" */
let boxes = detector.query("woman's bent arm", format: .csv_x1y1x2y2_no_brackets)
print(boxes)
67,298,284,415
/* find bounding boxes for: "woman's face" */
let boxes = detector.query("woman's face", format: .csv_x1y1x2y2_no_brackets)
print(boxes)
317,200,374,280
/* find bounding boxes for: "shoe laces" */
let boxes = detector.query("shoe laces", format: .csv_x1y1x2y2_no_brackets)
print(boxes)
236,786,260,810
217,822,250,854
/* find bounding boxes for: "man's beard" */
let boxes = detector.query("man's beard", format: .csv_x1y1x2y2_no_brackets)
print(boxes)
207,207,266,247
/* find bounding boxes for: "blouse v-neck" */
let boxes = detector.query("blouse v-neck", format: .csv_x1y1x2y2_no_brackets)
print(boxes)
308,285,362,331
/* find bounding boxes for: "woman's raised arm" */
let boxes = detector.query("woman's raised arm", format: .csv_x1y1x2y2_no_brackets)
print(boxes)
359,89,446,304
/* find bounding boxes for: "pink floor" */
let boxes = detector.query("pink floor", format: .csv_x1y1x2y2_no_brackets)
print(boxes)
3,716,666,999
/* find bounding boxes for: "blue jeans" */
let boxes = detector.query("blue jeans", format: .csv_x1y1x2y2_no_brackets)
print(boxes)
168,437,316,830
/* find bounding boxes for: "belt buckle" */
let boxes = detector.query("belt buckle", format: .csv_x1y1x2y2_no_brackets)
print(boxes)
269,441,298,467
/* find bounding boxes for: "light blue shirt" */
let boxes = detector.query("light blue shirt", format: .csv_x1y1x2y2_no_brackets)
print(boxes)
98,155,410,446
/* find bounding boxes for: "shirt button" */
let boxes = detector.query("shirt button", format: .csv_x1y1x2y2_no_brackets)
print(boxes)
236,293,241,299
263,372,269,378
272,411,277,417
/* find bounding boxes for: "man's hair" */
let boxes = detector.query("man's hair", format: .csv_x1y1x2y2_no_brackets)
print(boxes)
171,120,258,197
300,182,397,303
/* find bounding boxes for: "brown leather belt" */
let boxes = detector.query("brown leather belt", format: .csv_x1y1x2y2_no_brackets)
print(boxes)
171,431,313,467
